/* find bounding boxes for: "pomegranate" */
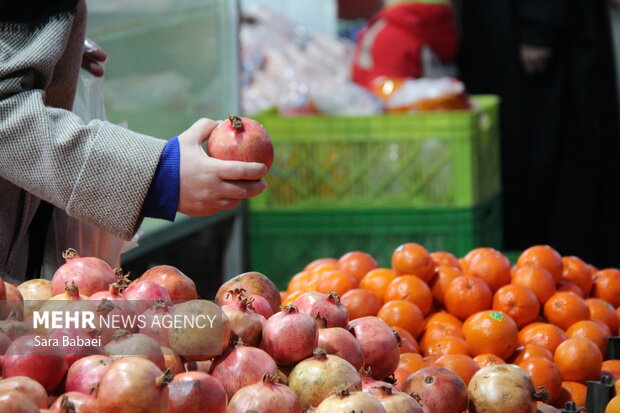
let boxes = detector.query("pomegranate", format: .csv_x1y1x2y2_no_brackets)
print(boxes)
49,392,97,412
139,299,175,347
0,317,35,340
51,249,116,296
17,278,52,319
222,292,265,346
403,366,468,413
369,384,423,413
211,343,278,398
161,346,185,375
0,390,39,413
65,355,112,396
139,265,197,301
184,359,212,374
360,367,394,392
122,280,172,315
57,298,124,345
0,330,12,354
2,282,23,320
227,373,302,413
89,282,124,302
169,299,231,361
167,371,227,413
216,272,281,313
219,288,273,319
207,115,274,172
348,316,400,379
315,388,386,413
537,404,561,413
288,347,362,408
468,364,548,413
0,376,49,408
104,329,165,370
294,291,349,328
3,334,68,393
47,326,104,366
261,304,318,365
98,357,171,413
317,318,364,370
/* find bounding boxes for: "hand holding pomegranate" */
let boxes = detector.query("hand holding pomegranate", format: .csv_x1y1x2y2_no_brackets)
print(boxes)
177,118,269,216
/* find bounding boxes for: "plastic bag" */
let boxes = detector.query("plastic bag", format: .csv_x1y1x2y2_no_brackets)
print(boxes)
45,71,139,271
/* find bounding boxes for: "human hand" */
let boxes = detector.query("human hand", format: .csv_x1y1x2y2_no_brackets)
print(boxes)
177,119,268,216
81,38,108,77
520,44,553,75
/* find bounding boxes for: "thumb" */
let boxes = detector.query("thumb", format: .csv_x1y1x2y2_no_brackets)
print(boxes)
184,118,221,146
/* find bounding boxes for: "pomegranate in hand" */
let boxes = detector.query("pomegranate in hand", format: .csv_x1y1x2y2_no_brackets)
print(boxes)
207,116,273,173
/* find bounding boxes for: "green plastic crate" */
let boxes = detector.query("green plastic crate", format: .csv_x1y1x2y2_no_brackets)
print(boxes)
249,193,503,290
251,95,500,211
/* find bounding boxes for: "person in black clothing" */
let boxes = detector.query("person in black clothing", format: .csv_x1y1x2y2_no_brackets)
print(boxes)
456,0,620,267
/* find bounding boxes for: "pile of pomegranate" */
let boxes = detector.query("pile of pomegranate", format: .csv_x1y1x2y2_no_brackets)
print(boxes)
0,249,558,412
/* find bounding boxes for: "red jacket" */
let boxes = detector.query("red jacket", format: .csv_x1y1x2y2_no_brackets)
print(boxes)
351,3,459,89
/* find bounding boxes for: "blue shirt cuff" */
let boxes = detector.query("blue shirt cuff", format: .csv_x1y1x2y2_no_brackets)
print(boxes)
141,137,180,222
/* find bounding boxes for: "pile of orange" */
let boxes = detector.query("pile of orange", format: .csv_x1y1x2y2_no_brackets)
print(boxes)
282,243,620,410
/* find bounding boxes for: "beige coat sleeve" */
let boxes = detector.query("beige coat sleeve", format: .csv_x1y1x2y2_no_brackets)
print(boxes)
0,12,168,240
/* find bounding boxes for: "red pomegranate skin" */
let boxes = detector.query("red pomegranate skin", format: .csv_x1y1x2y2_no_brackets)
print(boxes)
49,392,97,412
261,305,318,366
207,116,274,172
348,316,400,379
51,249,116,296
65,355,112,396
3,334,68,393
402,366,468,413
318,326,364,371
122,280,172,314
0,390,39,413
98,357,170,413
294,291,349,328
47,327,105,367
104,331,165,370
140,302,175,347
0,376,49,408
215,272,282,314
222,295,265,347
211,344,278,398
167,371,227,413
140,265,198,301
227,374,302,413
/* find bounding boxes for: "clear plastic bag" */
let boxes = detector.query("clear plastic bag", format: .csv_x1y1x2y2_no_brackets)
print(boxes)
45,71,139,272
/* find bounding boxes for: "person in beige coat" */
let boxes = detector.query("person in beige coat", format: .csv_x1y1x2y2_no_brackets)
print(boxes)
0,1,267,282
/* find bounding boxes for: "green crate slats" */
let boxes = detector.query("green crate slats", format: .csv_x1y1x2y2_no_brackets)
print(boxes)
251,95,500,211
250,193,503,290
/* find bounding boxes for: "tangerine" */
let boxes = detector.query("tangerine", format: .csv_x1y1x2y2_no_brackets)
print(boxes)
543,292,590,331
462,310,519,360
377,299,425,339
391,243,435,282
384,275,433,315
340,288,381,320
518,323,568,354
592,268,620,307
561,256,593,296
429,266,463,306
359,268,397,304
586,298,619,335
444,275,492,320
554,337,602,382
511,264,556,306
492,284,540,328
337,251,378,283
517,245,563,283
433,354,479,385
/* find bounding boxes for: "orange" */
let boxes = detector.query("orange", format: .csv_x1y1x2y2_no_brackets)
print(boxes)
465,250,511,293
518,357,562,403
561,256,593,296
392,326,419,354
304,257,337,272
393,367,414,391
280,291,288,302
340,288,381,320
316,270,357,296
553,337,602,382
433,354,479,385
586,298,619,335
430,251,461,269
444,275,492,321
559,381,587,408
462,310,519,360
566,320,610,356
391,243,435,282
592,268,620,307
425,311,463,332
517,245,563,283
359,268,397,304
429,266,463,306
543,292,590,331
473,353,505,368
606,395,620,413
377,299,425,339
287,271,309,293
422,335,470,357
462,247,499,266
511,265,556,306
283,290,305,306
601,360,620,380
420,324,465,354
510,343,553,364
399,352,429,372
337,251,378,283
492,284,540,328
556,280,585,298
518,323,568,354
384,275,433,316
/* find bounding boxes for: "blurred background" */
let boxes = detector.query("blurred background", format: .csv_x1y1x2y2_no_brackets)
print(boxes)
81,0,620,297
